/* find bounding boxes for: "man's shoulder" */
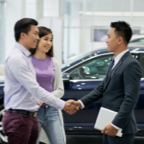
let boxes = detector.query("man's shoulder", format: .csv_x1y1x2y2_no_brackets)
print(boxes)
5,48,26,65
125,54,139,65
8,48,25,59
123,54,141,72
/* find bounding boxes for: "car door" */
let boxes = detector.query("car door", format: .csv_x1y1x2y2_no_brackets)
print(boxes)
132,52,144,131
62,53,114,130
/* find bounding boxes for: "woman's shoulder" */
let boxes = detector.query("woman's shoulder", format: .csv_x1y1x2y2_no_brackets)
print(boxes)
52,57,60,67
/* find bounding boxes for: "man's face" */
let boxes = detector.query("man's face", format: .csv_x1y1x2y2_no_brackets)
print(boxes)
106,27,119,53
24,25,39,49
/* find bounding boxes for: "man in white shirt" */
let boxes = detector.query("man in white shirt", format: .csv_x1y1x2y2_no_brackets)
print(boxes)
69,21,142,144
2,18,78,144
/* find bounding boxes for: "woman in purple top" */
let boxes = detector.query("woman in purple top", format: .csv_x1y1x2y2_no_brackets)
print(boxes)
30,26,65,144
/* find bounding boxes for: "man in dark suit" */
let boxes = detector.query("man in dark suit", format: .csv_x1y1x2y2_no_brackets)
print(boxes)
70,21,142,144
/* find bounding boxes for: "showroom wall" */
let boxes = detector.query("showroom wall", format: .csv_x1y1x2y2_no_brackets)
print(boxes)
1,0,144,64
62,0,144,62
3,0,64,65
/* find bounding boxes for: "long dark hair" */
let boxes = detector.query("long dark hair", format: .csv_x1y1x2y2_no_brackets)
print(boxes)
29,26,54,57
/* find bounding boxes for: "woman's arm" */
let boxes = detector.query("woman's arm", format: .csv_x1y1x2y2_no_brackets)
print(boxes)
51,58,64,98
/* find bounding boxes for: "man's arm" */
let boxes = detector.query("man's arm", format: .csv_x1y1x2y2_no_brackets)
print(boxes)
67,78,106,114
80,79,105,108
112,62,142,128
9,57,78,113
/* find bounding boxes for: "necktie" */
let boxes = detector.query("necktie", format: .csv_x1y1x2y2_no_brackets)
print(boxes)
109,59,115,74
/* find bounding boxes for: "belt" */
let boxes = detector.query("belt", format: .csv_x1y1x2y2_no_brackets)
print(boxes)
8,109,37,117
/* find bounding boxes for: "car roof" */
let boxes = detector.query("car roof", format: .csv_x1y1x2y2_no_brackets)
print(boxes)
61,46,144,71
131,35,144,41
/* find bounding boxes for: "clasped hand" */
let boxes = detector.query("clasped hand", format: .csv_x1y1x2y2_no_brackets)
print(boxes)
38,99,81,115
102,124,118,137
63,100,82,115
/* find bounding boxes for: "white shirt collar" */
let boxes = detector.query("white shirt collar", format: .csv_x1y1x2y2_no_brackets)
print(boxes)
15,42,31,57
113,49,129,68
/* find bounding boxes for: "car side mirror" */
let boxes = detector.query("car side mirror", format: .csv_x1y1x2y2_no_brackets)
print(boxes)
62,73,70,82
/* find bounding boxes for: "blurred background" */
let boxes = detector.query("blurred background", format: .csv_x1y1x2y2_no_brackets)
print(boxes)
0,0,144,65
1,1,144,143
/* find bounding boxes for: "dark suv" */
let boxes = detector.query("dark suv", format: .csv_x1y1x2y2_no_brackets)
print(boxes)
61,47,144,136
0,47,144,143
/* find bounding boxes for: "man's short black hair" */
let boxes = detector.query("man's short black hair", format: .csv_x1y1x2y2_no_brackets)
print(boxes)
110,21,132,45
14,18,38,42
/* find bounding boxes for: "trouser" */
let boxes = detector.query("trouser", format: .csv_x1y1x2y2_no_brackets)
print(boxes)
2,111,39,144
103,133,135,144
37,105,65,144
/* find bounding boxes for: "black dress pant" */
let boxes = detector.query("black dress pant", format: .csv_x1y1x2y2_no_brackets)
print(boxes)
103,133,135,144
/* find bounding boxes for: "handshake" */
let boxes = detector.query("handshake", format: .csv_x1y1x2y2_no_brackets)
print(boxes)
38,99,82,115
63,100,82,115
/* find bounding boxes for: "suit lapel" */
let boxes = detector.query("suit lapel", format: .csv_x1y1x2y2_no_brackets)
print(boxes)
103,51,130,91
104,61,122,91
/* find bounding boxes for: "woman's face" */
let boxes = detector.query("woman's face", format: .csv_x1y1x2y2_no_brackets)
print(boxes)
37,33,53,53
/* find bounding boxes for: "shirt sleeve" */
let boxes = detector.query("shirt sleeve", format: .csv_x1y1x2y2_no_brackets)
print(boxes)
9,56,65,110
78,100,85,109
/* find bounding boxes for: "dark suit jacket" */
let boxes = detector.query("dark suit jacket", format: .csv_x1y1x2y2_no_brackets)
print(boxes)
80,51,142,134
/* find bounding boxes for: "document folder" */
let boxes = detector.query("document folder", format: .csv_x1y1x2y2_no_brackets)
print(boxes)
94,107,123,137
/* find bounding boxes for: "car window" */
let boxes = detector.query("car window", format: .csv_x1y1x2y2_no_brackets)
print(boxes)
68,54,114,80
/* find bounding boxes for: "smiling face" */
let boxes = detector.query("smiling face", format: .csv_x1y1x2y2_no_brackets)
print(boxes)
23,25,39,49
106,27,119,53
37,33,53,54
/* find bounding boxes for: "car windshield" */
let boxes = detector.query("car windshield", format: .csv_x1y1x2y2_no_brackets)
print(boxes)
61,48,108,69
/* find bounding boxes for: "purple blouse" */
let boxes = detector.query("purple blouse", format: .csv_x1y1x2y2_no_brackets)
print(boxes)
32,56,55,93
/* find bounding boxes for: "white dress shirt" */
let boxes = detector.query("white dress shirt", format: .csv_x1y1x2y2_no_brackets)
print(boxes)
112,49,129,69
4,42,65,112
79,49,129,130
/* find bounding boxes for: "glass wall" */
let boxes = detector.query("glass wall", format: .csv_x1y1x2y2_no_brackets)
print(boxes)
60,0,144,63
0,0,5,64
1,0,144,64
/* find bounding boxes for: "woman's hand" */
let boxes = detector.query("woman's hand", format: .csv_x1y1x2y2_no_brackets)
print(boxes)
38,100,43,106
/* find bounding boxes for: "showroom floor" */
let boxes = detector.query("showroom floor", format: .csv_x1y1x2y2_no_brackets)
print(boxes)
40,134,144,144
